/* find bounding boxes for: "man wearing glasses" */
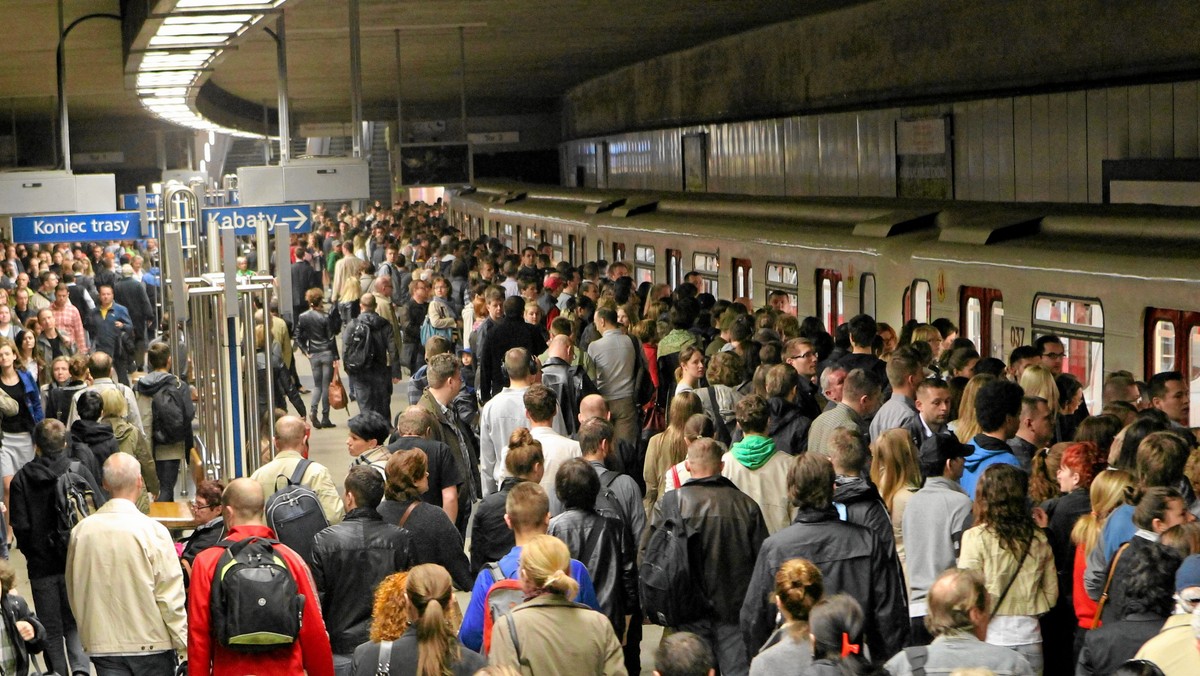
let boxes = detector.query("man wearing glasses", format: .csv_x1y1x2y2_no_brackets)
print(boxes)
1035,335,1067,376
784,337,822,420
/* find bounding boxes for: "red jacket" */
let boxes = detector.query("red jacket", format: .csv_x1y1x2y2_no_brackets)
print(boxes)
1073,542,1099,628
188,525,334,676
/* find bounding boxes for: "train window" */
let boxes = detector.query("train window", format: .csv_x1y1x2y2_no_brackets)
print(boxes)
816,269,843,332
767,262,799,315
1142,308,1200,426
666,249,682,289
959,287,1004,358
526,226,539,244
1034,294,1105,410
1191,327,1200,427
634,245,656,285
693,252,719,296
612,242,626,262
860,273,876,319
732,258,753,300
551,232,564,264
568,235,577,265
911,280,932,324
596,239,605,262
502,223,515,249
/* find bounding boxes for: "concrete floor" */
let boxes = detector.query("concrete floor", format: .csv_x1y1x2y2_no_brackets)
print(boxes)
14,361,663,673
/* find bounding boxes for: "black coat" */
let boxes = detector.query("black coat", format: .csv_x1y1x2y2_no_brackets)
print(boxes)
1042,487,1090,609
1,592,45,676
378,498,472,591
468,476,523,577
1077,613,1167,676
740,507,908,661
648,475,768,623
310,507,413,654
113,277,153,341
9,453,105,578
548,507,639,634
70,418,120,469
290,261,322,312
478,314,547,402
767,396,812,456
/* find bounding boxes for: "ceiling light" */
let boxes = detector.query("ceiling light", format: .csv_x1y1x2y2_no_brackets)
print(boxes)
149,35,230,47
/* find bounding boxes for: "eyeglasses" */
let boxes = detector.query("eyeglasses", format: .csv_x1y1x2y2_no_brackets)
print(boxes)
190,501,215,512
1042,352,1065,359
787,351,816,361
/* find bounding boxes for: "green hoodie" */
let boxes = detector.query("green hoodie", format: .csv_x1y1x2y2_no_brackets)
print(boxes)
731,434,777,470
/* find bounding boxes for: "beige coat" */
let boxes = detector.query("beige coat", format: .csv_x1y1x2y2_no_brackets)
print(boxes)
251,449,345,525
721,449,795,534
958,525,1057,617
489,594,626,676
65,498,187,657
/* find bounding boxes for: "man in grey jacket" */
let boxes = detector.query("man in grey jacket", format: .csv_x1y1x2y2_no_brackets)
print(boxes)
902,433,974,646
884,568,1033,675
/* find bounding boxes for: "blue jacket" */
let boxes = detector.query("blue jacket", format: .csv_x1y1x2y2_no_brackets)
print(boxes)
458,544,600,652
15,370,43,425
961,434,1020,499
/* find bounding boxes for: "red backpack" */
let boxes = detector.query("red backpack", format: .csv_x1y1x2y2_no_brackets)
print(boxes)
480,562,525,655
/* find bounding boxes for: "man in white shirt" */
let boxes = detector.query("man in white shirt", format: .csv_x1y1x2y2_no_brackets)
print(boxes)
479,349,564,495
523,384,581,515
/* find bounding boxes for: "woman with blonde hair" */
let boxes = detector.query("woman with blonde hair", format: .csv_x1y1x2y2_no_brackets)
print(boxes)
488,534,623,675
1070,469,1135,640
643,391,704,519
99,388,157,511
870,429,922,578
952,373,996,444
1020,365,1059,424
749,558,824,675
353,565,485,675
911,324,944,360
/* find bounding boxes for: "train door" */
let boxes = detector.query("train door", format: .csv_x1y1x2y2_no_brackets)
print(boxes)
568,234,577,265
732,257,753,301
816,269,844,332
1145,307,1200,426
860,273,876,319
904,280,932,325
1033,294,1105,411
960,286,1004,358
634,245,656,285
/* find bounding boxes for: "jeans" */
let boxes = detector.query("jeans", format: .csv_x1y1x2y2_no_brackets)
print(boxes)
155,459,180,502
92,651,178,676
353,372,392,424
309,351,335,418
30,574,88,676
677,616,749,676
333,653,354,676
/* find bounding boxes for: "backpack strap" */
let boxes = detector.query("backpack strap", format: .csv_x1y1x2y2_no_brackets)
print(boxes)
670,464,681,490
503,607,523,665
398,501,420,529
599,469,621,490
903,645,928,676
289,458,313,486
487,561,508,583
376,639,393,675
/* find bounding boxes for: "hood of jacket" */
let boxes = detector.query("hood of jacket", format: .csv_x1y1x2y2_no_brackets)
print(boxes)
133,370,176,397
71,418,115,446
19,452,74,486
105,417,137,443
963,439,1017,473
833,476,883,505
767,397,806,430
730,434,777,470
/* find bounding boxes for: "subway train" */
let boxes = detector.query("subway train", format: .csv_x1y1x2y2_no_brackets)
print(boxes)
445,182,1200,422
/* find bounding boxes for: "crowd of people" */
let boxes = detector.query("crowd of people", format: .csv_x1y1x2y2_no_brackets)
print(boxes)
3,198,1200,676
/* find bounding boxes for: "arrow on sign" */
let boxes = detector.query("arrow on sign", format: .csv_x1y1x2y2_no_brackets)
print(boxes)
281,208,308,231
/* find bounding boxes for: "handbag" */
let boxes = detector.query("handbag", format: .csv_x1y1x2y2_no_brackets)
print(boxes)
1092,542,1129,629
328,365,348,410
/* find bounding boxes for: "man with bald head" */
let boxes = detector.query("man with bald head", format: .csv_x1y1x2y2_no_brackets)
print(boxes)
188,479,334,676
576,394,637,482
66,453,187,674
250,415,344,525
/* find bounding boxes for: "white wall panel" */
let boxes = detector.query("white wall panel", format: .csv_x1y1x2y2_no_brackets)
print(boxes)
1086,89,1108,203
784,116,820,196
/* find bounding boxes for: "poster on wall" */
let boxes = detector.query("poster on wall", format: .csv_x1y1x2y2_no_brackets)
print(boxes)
682,132,707,192
398,143,470,186
895,116,953,199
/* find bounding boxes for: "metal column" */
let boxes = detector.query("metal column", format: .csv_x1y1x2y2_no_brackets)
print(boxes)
276,14,291,164
459,27,473,182
394,29,404,190
348,0,363,159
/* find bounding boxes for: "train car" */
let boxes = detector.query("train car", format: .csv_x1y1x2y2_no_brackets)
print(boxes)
446,182,1200,423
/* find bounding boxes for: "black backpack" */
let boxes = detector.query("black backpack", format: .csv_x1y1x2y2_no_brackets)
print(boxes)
152,377,194,445
594,470,624,523
209,536,306,653
50,462,101,554
264,459,329,565
341,318,374,375
639,489,706,627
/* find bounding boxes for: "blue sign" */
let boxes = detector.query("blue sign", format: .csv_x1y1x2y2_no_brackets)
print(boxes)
202,204,311,235
120,193,160,211
12,211,141,244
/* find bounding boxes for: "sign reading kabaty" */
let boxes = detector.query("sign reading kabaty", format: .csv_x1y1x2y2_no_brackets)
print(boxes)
12,211,140,244
203,204,311,235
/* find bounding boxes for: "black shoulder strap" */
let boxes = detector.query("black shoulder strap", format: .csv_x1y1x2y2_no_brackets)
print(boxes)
376,639,393,675
994,537,1033,612
289,458,312,486
627,334,645,371
903,645,928,676
599,469,620,490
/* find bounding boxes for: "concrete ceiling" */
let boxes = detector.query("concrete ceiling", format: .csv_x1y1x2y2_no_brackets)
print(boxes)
0,0,870,128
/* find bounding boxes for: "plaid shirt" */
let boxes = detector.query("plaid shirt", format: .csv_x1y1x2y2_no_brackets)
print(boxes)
50,302,88,354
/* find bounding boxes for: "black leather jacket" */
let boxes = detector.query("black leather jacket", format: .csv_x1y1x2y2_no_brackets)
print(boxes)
547,507,638,634
295,308,340,358
648,475,768,623
2,593,45,676
310,508,414,654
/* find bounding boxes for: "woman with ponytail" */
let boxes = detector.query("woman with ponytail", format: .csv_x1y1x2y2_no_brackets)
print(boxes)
750,558,823,676
488,534,623,675
801,595,885,676
354,565,486,675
